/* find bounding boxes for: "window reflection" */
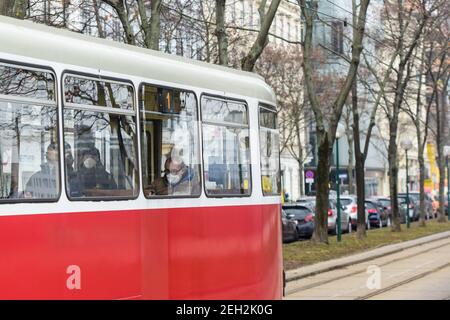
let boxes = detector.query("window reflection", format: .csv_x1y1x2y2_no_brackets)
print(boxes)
0,64,58,201
259,105,281,195
0,65,55,101
201,97,251,196
63,75,138,200
64,76,134,110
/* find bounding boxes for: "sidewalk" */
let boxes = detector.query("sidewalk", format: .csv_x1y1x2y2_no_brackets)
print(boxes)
286,230,450,283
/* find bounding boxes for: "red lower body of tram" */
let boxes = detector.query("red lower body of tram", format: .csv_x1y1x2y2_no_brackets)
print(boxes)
0,203,282,299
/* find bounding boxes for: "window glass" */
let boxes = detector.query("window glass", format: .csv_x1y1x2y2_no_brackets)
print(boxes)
201,96,251,196
63,75,138,200
0,65,55,101
201,97,247,125
0,64,59,201
140,85,201,197
64,75,134,110
259,104,281,195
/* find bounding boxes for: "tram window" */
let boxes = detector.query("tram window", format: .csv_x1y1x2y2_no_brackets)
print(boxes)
63,75,138,200
201,96,251,196
140,84,201,197
0,63,59,201
64,75,134,110
259,105,281,196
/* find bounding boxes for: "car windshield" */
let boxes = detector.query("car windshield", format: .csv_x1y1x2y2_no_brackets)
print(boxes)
378,199,390,207
283,207,312,219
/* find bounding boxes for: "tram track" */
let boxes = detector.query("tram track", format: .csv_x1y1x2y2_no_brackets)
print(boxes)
355,262,450,300
286,238,450,296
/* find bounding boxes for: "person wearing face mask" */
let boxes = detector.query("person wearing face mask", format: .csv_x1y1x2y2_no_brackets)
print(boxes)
146,156,197,196
77,147,117,195
24,142,60,199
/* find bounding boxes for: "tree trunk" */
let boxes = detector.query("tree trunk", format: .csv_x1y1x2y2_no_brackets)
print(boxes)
149,0,161,50
312,131,331,244
418,150,426,226
352,81,367,239
104,0,135,45
13,0,27,19
215,0,228,66
388,127,401,232
0,0,14,16
347,129,354,195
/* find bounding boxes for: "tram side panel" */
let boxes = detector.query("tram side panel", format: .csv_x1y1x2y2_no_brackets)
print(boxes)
0,210,142,299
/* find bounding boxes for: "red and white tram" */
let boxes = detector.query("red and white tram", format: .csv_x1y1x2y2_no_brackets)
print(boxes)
0,15,282,299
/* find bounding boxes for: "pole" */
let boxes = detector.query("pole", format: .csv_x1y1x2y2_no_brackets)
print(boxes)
336,138,342,242
406,150,410,228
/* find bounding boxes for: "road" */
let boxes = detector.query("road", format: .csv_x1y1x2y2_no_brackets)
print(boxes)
285,236,450,300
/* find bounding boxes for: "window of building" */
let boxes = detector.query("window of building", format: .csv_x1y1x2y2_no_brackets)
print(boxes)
331,21,344,54
140,84,201,198
259,104,281,196
0,63,59,201
201,96,251,196
63,74,138,200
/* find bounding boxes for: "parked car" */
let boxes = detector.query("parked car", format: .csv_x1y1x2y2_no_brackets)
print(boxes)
398,195,419,221
399,192,433,220
281,209,298,243
397,197,408,224
327,198,351,235
340,195,358,229
296,197,316,213
282,204,315,239
370,197,392,225
365,199,389,228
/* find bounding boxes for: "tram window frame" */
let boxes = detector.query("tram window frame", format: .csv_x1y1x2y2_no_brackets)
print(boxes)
139,82,202,199
200,94,252,198
258,103,281,196
61,71,139,201
0,59,61,204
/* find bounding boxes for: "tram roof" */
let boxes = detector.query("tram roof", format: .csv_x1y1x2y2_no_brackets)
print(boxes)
0,15,276,105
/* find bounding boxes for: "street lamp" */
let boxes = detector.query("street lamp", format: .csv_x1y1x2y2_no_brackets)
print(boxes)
444,146,450,220
400,138,413,228
336,123,345,242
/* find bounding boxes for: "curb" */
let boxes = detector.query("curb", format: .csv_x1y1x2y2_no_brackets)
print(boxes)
286,230,450,283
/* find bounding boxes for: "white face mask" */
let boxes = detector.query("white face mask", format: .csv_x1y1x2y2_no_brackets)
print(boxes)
83,157,97,169
167,173,182,186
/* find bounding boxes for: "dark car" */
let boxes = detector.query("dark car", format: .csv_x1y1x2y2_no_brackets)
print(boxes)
281,209,298,243
396,197,409,224
371,197,392,225
365,199,389,228
399,192,434,220
282,204,315,239
398,195,419,221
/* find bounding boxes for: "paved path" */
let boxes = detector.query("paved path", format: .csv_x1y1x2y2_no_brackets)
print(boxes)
285,236,450,300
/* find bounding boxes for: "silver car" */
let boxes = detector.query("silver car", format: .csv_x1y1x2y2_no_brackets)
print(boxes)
340,195,368,230
327,198,351,234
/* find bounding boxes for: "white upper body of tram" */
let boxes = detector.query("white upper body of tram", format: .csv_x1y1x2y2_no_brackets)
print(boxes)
0,15,281,217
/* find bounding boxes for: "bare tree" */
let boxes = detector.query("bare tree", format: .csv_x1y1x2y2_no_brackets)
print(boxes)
298,0,370,243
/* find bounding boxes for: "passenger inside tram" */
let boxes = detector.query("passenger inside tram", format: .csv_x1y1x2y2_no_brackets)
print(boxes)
24,142,59,199
145,155,197,196
76,146,117,195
